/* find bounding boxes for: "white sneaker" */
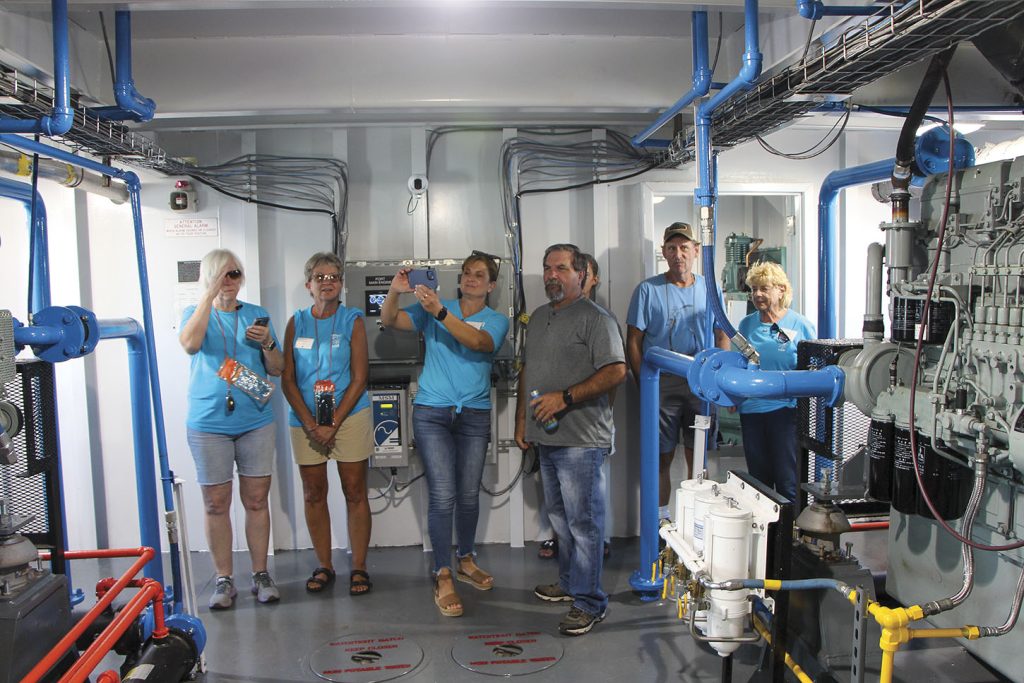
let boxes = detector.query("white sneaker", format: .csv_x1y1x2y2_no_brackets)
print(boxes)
209,576,237,610
251,571,280,603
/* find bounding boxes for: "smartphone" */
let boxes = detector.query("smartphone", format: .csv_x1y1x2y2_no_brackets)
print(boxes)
253,316,270,327
408,268,438,290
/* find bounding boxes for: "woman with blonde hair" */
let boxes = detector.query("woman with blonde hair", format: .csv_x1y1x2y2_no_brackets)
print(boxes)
737,261,816,501
179,248,283,609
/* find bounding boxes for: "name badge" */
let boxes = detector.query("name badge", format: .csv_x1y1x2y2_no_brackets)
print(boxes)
294,337,314,350
466,321,484,330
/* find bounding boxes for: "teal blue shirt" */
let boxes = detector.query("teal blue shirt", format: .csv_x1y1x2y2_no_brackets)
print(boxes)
183,302,279,434
737,308,817,414
405,299,509,411
288,305,371,427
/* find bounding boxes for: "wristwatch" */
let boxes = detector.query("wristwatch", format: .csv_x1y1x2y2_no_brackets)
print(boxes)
262,339,277,352
562,388,574,406
436,306,449,322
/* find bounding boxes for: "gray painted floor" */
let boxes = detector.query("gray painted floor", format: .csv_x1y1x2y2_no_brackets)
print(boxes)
71,535,1006,683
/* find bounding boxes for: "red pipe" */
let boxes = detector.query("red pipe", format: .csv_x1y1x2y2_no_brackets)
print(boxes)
62,579,165,683
22,547,155,683
95,672,119,683
849,521,889,531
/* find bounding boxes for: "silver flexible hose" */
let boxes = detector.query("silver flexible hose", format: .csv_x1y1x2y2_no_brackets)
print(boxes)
981,562,1024,637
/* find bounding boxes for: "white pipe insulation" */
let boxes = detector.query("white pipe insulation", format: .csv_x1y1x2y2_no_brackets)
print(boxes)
0,150,129,204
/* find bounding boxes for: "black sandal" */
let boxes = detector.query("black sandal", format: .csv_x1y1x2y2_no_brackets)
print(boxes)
306,567,336,593
538,538,558,559
350,569,373,596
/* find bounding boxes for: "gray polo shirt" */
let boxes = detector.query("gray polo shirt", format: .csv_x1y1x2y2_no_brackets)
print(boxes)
523,297,625,448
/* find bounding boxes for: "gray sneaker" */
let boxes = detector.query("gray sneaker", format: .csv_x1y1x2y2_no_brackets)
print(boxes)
558,606,606,636
251,571,280,603
534,583,573,602
209,576,237,610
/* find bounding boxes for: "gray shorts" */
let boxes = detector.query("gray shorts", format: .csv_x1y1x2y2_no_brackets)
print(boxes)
658,373,704,453
186,422,276,486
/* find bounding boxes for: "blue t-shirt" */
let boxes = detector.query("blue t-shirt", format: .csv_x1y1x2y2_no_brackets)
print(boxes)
183,302,279,434
405,299,509,411
627,273,720,356
288,305,371,427
737,308,817,414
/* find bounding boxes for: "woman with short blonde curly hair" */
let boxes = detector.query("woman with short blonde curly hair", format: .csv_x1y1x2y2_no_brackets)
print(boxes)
736,260,816,501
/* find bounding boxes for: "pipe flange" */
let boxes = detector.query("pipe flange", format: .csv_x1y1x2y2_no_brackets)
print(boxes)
687,349,747,408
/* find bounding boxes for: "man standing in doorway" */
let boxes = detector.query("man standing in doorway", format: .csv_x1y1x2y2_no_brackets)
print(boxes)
626,222,729,524
515,243,626,636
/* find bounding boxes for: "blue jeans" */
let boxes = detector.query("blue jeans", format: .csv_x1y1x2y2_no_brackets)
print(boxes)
537,445,608,617
740,407,798,501
413,405,491,573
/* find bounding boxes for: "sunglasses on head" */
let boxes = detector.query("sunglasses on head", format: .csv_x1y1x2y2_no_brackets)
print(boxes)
226,270,243,280
770,323,790,344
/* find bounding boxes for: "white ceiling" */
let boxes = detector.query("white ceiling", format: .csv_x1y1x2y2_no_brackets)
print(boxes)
2,0,1021,131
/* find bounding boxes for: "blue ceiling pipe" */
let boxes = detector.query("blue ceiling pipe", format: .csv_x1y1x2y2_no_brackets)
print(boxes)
0,177,50,313
797,0,882,21
0,0,73,136
631,11,711,147
0,133,182,610
817,158,895,339
694,0,761,348
92,11,156,122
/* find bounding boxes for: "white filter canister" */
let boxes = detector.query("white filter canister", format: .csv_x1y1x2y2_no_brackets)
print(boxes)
692,489,724,554
677,478,717,545
706,505,753,587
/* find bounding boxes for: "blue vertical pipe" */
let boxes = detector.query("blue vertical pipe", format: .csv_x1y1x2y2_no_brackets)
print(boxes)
0,177,50,312
98,319,162,583
0,0,73,135
817,158,895,338
0,134,182,609
93,11,156,122
629,359,667,595
632,11,711,147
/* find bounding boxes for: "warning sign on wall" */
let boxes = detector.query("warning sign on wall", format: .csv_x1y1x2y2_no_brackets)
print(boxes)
165,218,219,238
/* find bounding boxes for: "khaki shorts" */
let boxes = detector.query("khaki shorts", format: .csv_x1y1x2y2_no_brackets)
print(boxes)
290,407,373,465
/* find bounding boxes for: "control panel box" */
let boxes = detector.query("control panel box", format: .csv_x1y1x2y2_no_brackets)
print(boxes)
370,387,409,468
345,259,514,364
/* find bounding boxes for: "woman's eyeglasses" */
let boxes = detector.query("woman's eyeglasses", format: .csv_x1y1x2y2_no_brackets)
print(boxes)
226,270,243,280
313,273,340,283
770,323,790,344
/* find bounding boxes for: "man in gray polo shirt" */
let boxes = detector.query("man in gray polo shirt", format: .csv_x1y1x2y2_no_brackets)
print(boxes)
515,243,626,636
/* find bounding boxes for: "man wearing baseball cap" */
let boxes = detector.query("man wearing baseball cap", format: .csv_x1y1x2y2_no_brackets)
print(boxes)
626,222,729,524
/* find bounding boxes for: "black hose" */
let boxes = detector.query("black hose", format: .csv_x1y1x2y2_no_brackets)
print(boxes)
894,46,958,171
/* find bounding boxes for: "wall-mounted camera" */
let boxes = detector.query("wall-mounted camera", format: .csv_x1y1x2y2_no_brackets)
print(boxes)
170,179,198,212
407,175,428,197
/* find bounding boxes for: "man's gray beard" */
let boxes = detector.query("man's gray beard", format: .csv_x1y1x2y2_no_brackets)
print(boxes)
545,283,564,303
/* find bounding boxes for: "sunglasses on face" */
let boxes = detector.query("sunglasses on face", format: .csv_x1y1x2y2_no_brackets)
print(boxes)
770,323,790,344
313,273,340,283
226,270,243,280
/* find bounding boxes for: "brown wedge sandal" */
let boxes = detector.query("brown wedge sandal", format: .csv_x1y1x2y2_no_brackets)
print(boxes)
434,569,463,617
456,558,494,591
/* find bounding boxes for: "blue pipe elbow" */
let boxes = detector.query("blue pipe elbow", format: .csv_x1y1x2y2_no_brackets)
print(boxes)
797,0,880,20
686,349,845,408
94,11,156,122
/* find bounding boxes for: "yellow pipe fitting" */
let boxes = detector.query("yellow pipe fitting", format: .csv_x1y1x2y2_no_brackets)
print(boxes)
909,626,981,640
762,578,782,591
16,153,31,176
879,626,909,651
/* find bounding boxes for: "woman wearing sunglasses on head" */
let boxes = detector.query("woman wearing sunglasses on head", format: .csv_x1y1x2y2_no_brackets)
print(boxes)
179,248,284,609
736,261,816,502
281,252,375,597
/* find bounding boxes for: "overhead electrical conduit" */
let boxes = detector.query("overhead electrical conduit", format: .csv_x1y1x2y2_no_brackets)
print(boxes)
695,0,762,360
0,132,182,610
0,0,72,136
631,11,712,147
92,11,156,122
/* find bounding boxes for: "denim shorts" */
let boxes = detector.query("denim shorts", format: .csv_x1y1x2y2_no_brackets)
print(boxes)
186,422,276,486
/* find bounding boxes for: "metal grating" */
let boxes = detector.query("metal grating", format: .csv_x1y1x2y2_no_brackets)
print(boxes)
0,360,64,559
0,310,13,384
710,0,1024,150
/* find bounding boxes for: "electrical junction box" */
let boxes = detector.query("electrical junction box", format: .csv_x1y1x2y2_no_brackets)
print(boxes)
370,387,409,468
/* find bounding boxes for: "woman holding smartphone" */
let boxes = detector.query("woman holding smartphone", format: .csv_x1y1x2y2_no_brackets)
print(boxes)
179,248,284,609
381,254,509,617
281,252,375,596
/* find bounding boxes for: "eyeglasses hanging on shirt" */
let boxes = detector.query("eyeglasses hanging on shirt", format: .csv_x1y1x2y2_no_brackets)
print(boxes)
770,323,791,350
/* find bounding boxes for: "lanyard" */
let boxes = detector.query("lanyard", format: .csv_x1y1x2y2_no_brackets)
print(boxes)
313,305,340,382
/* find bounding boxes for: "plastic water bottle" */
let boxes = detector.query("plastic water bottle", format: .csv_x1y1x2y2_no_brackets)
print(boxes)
529,389,558,432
